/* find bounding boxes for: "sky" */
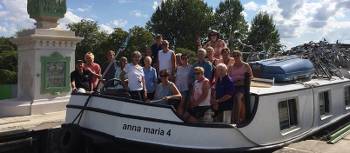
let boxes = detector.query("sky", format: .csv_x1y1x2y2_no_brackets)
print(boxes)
1,0,350,49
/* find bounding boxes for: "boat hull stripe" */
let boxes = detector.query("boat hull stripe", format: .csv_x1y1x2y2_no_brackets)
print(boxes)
66,105,234,128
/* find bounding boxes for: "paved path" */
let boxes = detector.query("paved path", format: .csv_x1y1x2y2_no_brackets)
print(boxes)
0,111,65,136
274,134,350,153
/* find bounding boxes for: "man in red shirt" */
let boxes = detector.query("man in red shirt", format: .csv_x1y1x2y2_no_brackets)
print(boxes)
84,52,102,91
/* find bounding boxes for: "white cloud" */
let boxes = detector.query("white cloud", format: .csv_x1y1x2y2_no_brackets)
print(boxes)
277,0,304,19
58,10,83,29
99,19,129,34
0,0,35,36
244,1,259,11
153,1,159,10
256,0,350,48
0,26,7,33
130,10,148,18
241,11,248,17
112,19,128,27
0,11,8,17
100,24,114,34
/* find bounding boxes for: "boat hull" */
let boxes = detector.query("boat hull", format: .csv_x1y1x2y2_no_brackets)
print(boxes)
64,77,350,152
65,99,256,150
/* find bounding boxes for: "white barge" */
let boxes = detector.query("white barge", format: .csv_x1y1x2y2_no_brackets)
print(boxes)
60,76,350,152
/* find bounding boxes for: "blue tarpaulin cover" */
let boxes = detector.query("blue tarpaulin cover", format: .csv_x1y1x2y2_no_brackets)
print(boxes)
250,55,315,82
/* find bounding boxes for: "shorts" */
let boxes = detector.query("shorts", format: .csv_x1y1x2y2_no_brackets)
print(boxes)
147,92,155,100
219,101,234,111
129,90,144,101
188,106,211,119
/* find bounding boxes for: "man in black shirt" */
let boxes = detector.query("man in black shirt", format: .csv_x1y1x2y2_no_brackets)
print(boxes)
71,60,93,93
150,34,163,68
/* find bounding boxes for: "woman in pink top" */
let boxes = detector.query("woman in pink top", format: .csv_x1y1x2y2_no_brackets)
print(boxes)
228,50,253,124
204,30,226,59
84,52,102,91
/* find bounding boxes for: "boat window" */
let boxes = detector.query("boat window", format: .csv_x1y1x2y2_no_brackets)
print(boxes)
345,86,350,107
319,91,330,115
278,98,298,130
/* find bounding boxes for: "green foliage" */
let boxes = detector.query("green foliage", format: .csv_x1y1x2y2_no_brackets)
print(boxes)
0,37,17,84
0,51,17,72
0,37,17,52
124,26,154,59
247,12,281,53
147,0,214,50
214,0,248,51
174,48,196,64
0,69,17,84
68,19,108,63
68,20,154,64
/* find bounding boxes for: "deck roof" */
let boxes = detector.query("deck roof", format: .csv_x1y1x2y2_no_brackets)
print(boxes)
250,77,350,96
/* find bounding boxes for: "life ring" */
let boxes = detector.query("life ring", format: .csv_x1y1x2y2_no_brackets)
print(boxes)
60,124,83,153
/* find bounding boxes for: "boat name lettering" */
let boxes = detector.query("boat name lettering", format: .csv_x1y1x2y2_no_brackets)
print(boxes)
122,123,171,136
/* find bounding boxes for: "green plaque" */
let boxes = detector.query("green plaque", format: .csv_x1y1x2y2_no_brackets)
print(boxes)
41,52,70,94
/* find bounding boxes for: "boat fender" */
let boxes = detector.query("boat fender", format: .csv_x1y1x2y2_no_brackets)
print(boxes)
60,124,83,153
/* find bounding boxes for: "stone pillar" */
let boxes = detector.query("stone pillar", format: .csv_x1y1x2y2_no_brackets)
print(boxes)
0,29,81,117
0,0,81,117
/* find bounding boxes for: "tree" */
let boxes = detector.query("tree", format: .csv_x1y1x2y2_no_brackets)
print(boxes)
214,0,248,51
67,19,108,63
0,37,17,52
147,0,214,51
247,12,281,53
0,37,17,84
99,27,128,60
124,26,154,59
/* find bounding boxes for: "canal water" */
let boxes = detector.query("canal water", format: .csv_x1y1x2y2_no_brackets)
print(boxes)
1,127,276,153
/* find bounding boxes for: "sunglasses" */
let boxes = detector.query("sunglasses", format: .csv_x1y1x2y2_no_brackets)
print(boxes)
160,75,168,77
195,72,202,75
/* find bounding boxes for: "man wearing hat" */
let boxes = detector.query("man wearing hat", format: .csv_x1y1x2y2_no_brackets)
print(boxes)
204,30,227,59
70,60,94,93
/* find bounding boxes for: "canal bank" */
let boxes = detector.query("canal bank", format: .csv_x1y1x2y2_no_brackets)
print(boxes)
0,111,65,153
274,136,350,153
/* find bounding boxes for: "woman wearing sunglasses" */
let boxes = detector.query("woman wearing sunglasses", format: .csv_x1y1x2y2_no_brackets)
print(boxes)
153,70,182,109
184,67,211,122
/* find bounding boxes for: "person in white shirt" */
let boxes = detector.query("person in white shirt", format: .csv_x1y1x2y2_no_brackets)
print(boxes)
158,40,176,81
124,51,147,101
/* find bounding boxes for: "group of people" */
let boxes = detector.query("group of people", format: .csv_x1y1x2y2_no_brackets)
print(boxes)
70,30,253,124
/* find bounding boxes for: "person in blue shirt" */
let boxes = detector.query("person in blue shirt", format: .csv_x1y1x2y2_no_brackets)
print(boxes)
212,63,235,123
192,48,214,81
143,56,158,100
